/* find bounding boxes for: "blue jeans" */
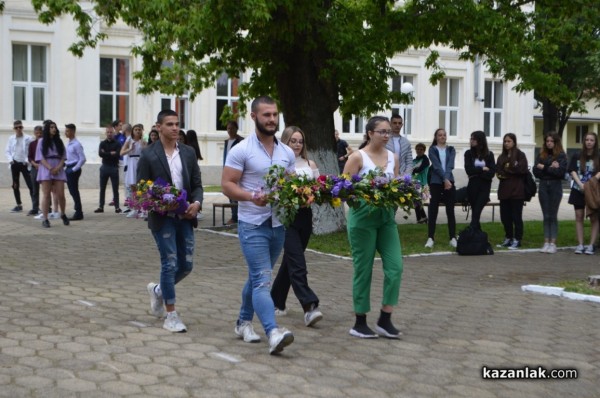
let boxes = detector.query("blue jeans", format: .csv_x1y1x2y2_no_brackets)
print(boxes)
151,217,195,305
238,219,285,336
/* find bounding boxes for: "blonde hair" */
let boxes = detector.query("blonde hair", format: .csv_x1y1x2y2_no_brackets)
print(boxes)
281,126,308,160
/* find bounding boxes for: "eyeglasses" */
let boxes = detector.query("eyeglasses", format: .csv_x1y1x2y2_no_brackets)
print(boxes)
373,130,392,136
289,139,304,145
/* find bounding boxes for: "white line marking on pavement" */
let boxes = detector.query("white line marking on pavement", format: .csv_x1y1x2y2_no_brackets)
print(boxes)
77,300,95,306
129,321,148,328
211,352,241,363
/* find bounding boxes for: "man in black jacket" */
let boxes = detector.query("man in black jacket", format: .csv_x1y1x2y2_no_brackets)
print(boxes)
94,126,122,213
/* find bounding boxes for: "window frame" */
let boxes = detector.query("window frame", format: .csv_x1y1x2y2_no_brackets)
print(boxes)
215,72,241,131
438,77,460,136
12,43,48,122
390,74,415,135
99,57,131,127
483,80,504,138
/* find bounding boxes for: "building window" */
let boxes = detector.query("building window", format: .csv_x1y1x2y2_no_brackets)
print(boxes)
391,74,414,135
100,57,130,127
483,80,503,137
160,96,189,129
216,73,240,131
342,115,365,135
439,78,460,136
12,44,47,121
575,125,589,144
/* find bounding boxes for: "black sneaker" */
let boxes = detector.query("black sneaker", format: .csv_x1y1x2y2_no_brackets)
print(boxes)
349,324,379,339
42,219,50,228
94,208,104,213
27,209,38,216
375,321,402,339
11,205,23,213
115,208,122,214
61,214,70,226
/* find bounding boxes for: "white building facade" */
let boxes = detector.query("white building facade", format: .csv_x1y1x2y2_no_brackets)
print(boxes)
1,2,555,187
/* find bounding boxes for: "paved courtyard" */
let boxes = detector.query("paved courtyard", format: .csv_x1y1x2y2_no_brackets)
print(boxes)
0,188,599,397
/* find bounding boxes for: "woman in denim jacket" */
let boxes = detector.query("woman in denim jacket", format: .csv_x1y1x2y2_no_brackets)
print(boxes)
425,128,457,249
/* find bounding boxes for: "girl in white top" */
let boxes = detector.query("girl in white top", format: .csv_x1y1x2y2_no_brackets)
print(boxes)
271,126,323,327
343,116,403,340
121,124,147,217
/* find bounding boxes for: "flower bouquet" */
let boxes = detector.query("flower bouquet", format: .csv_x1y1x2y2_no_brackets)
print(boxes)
263,165,428,226
126,177,188,216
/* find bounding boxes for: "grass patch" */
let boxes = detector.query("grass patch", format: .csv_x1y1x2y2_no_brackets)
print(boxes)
544,280,600,296
204,185,222,193
308,220,579,256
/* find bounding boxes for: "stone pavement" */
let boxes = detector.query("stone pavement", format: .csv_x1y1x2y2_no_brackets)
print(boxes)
0,188,599,397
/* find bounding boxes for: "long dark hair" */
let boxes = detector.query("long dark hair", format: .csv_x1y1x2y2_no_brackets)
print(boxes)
185,129,203,160
579,132,600,173
364,116,390,146
501,133,518,162
540,132,564,160
470,130,489,159
431,128,446,146
41,121,65,158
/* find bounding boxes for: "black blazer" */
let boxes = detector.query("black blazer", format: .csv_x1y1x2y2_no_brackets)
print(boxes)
137,140,204,232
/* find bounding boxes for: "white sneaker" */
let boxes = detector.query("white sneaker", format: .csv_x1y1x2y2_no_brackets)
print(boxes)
234,320,261,343
539,243,550,253
424,238,434,248
268,327,294,355
49,212,61,219
147,283,165,318
574,245,585,254
546,243,557,254
449,238,457,248
196,211,204,220
274,308,287,316
584,245,595,255
304,307,323,327
34,213,44,220
126,210,139,218
163,311,187,333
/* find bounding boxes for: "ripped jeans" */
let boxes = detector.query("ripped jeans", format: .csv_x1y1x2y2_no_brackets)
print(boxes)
151,217,195,305
237,219,285,336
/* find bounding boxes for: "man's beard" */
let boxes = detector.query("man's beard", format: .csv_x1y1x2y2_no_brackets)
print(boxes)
256,119,278,136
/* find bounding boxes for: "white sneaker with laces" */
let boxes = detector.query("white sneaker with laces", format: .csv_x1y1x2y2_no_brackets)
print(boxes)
163,311,187,333
574,244,585,254
147,282,165,318
268,327,294,355
540,243,550,253
274,308,287,316
546,243,557,254
49,212,61,219
235,320,261,343
34,213,44,220
449,238,457,248
584,245,595,255
126,210,139,218
304,307,323,327
424,238,434,248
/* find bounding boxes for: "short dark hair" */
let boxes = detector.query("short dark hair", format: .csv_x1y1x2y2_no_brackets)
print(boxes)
251,96,276,113
65,123,76,131
227,120,239,129
157,109,178,124
13,120,23,127
415,142,426,151
390,113,403,121
111,120,121,128
34,125,43,132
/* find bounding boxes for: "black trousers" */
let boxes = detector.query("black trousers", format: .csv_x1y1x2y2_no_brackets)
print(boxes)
11,162,33,206
99,165,119,208
66,167,83,215
271,207,319,311
500,199,524,241
427,183,456,240
467,180,491,230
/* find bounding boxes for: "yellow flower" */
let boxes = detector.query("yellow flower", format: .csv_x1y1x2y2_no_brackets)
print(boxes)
400,197,406,203
136,190,143,197
332,197,342,207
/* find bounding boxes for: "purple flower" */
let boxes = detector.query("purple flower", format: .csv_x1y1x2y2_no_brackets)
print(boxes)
162,193,176,203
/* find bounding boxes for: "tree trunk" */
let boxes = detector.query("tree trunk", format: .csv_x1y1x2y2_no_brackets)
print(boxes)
275,48,347,234
542,97,559,135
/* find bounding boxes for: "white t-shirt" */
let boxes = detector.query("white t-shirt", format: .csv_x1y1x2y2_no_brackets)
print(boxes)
358,149,395,177
225,132,295,226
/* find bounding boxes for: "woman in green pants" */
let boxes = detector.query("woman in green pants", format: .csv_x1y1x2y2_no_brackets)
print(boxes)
343,115,403,339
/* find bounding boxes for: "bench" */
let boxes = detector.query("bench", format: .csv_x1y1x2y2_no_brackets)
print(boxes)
423,201,500,222
212,203,238,226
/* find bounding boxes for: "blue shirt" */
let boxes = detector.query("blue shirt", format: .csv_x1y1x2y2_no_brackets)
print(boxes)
66,138,86,171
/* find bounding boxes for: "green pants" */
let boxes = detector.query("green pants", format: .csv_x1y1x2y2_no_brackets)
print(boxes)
347,202,403,314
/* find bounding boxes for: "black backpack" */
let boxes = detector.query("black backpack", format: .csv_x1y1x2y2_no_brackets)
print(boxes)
523,171,537,202
456,227,494,255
